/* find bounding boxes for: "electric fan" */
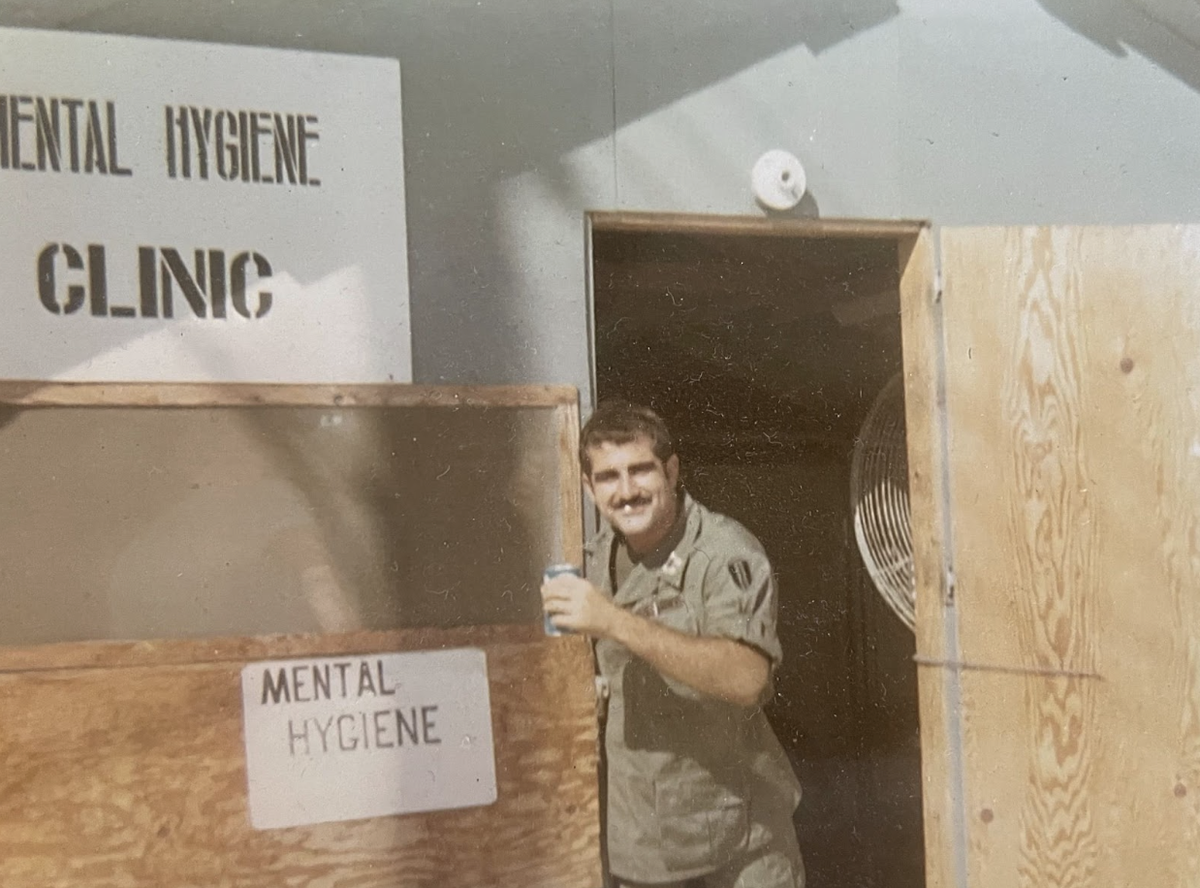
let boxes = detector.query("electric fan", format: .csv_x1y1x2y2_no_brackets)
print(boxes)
850,372,915,631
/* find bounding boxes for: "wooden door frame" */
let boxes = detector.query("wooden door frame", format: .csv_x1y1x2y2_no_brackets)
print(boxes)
585,210,938,888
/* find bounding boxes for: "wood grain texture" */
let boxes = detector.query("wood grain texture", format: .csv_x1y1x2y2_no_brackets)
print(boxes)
0,382,578,409
937,225,1200,888
897,227,960,888
0,627,601,888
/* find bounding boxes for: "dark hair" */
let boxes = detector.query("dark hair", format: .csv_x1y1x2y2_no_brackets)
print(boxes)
579,400,675,476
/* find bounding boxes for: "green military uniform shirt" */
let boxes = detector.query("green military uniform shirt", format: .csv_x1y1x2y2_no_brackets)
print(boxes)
586,493,802,884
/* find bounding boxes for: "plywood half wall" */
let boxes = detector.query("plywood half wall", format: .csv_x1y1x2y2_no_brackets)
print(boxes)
0,383,600,888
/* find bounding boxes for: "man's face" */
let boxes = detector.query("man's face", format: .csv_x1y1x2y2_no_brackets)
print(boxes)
584,436,680,555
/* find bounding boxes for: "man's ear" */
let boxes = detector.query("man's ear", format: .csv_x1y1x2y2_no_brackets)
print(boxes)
582,473,596,503
665,454,680,490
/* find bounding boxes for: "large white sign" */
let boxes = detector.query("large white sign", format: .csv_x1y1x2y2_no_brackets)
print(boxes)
0,27,410,382
240,648,497,830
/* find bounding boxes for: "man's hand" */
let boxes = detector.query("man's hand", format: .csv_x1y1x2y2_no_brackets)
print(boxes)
540,574,620,637
540,574,769,708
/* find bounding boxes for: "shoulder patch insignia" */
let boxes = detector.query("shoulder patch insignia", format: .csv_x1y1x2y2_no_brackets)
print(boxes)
728,559,752,590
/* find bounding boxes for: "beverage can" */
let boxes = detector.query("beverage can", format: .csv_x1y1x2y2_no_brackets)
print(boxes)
542,562,581,636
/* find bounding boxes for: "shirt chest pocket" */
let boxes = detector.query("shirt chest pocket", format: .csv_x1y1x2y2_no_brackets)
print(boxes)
630,586,697,635
623,586,705,714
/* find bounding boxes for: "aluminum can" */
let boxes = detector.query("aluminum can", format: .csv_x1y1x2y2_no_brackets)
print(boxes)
542,563,581,636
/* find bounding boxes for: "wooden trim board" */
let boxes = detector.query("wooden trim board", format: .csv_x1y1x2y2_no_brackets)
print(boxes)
0,381,578,409
588,210,927,240
0,624,549,673
556,399,585,567
899,227,965,888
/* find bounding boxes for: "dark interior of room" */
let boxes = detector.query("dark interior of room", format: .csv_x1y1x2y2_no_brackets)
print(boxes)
591,224,924,888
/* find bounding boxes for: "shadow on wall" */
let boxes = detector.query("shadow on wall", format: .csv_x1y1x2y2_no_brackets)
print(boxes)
0,0,899,384
610,0,900,128
1036,0,1200,94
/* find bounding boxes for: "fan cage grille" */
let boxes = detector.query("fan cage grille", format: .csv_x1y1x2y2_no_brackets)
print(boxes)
850,373,915,631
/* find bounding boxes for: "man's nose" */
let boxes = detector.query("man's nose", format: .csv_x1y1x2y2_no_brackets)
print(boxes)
616,473,636,500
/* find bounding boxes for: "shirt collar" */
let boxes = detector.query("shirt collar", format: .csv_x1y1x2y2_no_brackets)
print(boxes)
586,492,703,592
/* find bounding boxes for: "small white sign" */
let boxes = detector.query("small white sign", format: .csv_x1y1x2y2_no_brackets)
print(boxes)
240,648,497,830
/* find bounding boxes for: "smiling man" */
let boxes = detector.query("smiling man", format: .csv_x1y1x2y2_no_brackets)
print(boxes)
542,401,803,888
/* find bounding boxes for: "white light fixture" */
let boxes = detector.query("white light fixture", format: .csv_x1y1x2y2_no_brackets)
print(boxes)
751,149,807,211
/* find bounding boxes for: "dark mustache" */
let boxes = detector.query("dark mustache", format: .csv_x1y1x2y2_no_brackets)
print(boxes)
617,496,651,509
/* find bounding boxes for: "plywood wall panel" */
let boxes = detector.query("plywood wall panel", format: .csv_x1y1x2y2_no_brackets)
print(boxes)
0,387,595,887
0,629,600,888
935,225,1200,888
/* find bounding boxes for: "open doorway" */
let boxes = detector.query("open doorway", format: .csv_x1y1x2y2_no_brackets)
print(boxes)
588,212,926,888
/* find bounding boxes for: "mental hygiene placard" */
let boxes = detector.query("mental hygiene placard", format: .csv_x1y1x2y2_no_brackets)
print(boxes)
241,648,497,829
